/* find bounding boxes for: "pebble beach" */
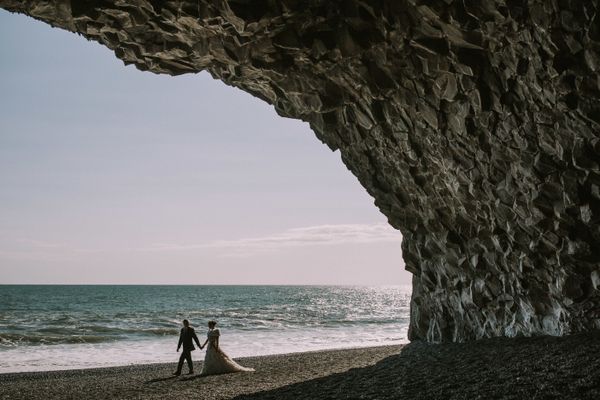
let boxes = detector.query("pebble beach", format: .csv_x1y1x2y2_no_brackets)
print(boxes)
2,332,600,400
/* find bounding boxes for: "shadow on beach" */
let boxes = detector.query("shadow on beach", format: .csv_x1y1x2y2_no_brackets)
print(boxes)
145,371,217,383
234,332,600,400
144,375,179,383
144,371,235,384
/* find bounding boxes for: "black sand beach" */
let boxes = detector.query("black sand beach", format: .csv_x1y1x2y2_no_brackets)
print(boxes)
1,332,600,400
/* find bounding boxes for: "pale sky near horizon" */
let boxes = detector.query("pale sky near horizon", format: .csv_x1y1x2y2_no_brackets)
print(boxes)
0,10,410,285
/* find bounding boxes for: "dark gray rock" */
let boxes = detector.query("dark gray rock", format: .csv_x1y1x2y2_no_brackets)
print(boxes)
2,0,599,342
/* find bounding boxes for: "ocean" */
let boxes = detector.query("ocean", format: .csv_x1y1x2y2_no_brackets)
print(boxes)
0,285,411,373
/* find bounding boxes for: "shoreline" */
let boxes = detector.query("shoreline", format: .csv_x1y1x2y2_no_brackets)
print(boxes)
1,333,599,399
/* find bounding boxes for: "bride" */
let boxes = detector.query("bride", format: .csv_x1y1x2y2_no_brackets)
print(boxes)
200,320,254,375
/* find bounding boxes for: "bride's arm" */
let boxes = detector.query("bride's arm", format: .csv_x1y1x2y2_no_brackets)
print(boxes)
215,337,219,351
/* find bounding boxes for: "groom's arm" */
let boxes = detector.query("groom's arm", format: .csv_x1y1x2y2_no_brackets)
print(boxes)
177,329,183,351
192,330,201,348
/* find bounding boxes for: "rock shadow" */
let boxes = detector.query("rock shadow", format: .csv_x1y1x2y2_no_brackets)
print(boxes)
234,333,600,400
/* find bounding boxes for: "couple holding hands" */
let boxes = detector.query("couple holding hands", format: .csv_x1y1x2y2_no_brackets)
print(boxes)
174,319,254,376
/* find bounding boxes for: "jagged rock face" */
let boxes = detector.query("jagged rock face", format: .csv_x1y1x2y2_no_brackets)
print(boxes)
2,0,600,342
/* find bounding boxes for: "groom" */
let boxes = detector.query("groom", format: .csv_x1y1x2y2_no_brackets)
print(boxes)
173,319,202,376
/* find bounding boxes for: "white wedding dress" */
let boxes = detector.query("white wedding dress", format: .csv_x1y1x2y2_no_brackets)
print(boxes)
200,328,254,375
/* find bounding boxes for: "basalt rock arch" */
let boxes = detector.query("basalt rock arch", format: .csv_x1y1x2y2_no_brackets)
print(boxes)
2,0,599,342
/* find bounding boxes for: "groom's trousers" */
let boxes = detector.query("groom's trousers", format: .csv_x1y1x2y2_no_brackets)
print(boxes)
177,349,193,373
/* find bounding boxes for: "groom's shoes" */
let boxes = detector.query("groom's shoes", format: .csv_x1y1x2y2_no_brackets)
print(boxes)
172,371,181,376
187,371,194,375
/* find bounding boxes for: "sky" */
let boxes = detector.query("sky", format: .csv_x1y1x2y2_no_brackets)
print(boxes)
0,10,409,285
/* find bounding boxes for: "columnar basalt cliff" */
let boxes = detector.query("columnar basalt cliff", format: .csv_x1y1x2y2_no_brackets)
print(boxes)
3,0,599,342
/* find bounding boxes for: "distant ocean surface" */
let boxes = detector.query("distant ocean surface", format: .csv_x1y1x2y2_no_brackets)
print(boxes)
0,285,411,373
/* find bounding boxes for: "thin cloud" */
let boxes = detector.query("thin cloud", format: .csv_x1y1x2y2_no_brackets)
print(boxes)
0,235,105,261
140,223,401,256
15,238,67,249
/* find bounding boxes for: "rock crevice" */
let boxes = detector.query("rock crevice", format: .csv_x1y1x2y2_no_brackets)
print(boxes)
2,0,600,342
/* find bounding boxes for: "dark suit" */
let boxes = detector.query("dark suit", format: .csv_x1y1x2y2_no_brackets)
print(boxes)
176,326,201,374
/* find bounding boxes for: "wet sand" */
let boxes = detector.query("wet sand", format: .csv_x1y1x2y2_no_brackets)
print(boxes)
1,332,599,399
